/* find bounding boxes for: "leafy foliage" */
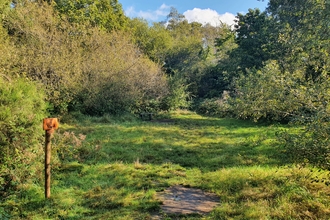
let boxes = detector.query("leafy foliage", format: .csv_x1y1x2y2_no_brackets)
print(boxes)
234,9,274,71
128,19,173,64
267,0,330,78
233,60,308,122
3,1,169,115
4,0,86,113
73,30,169,115
278,116,330,169
55,0,128,31
160,74,191,111
0,76,47,197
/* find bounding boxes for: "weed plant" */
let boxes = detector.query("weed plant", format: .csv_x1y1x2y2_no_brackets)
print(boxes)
1,110,330,219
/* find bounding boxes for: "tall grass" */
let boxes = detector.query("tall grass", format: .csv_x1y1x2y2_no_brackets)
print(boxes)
1,110,330,219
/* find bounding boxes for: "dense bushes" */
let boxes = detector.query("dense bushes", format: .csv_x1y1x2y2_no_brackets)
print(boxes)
74,30,169,115
3,1,169,116
232,61,309,122
0,76,47,197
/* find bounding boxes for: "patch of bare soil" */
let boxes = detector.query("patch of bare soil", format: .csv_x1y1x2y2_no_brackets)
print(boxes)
152,185,220,218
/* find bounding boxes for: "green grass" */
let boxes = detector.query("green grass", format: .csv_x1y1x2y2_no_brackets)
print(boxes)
2,110,330,219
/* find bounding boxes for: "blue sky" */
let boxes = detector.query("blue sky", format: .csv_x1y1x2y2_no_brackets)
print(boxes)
118,0,269,26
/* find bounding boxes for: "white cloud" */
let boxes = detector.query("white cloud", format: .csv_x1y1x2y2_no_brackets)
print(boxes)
125,6,135,17
124,5,236,27
124,4,170,22
183,8,236,27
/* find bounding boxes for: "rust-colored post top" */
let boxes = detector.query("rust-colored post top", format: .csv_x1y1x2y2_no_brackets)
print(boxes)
43,118,59,133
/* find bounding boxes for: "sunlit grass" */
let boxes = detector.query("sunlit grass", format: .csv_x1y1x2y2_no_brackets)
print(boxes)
3,110,330,219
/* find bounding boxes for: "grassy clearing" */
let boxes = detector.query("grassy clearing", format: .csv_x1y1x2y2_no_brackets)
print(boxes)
2,110,330,219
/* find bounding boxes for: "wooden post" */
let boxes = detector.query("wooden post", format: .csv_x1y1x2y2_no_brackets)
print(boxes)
43,118,59,199
45,130,52,199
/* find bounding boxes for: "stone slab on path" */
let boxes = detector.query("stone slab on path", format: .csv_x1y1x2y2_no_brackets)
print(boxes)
155,185,220,216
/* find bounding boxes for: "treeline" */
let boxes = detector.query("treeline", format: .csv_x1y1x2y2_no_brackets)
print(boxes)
0,0,329,197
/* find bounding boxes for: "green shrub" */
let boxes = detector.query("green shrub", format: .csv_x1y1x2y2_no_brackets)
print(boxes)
233,61,329,124
195,91,234,118
0,76,47,198
159,75,191,111
278,113,330,169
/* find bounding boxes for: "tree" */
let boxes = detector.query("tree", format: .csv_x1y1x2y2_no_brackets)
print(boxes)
198,24,238,98
128,18,172,64
202,8,277,101
4,0,87,113
166,7,186,31
233,8,274,72
54,0,129,31
266,0,330,80
230,0,330,122
264,0,330,167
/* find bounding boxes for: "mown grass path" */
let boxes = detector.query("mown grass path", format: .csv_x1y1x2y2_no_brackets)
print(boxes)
5,111,330,219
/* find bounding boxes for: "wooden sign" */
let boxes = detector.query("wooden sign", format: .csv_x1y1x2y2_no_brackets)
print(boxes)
43,118,59,199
